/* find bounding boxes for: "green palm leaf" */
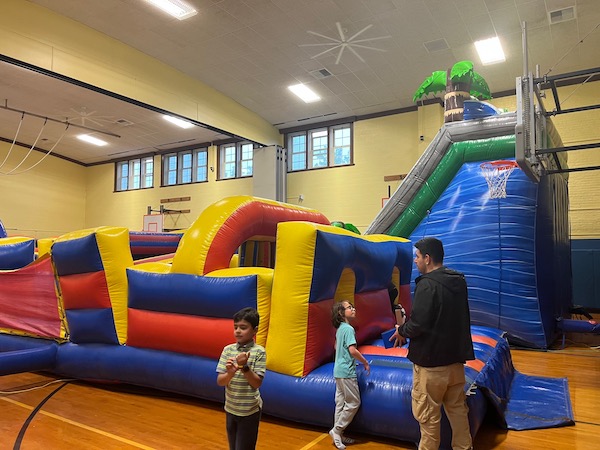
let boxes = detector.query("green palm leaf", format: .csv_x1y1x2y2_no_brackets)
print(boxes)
450,61,473,83
413,61,491,103
450,60,473,84
412,71,446,102
471,71,492,99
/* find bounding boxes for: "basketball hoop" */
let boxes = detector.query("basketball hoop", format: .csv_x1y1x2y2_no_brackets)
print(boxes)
480,160,519,199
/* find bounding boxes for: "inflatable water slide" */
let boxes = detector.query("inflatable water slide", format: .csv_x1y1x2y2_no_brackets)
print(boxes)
367,111,572,350
1,195,573,446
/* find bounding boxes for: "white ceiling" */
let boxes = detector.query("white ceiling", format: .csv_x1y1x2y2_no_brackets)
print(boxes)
2,0,599,165
0,62,234,165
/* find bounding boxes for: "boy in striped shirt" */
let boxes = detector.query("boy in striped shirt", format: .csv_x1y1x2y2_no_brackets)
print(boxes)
217,307,266,450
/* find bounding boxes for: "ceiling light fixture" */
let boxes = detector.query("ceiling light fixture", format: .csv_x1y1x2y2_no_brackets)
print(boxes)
144,0,197,20
475,37,506,65
77,134,108,146
288,84,321,103
163,115,195,129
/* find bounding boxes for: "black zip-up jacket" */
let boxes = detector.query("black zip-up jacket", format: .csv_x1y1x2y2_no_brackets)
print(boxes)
398,266,474,367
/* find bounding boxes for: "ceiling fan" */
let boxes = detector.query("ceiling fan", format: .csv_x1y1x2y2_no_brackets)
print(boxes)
300,22,390,64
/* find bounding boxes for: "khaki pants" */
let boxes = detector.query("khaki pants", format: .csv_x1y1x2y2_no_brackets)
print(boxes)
412,363,472,450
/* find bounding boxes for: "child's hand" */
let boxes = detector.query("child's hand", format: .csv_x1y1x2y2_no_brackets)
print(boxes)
363,361,370,376
236,351,250,367
225,357,238,374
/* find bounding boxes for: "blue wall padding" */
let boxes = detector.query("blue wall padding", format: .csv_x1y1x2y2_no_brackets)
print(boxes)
65,309,118,344
0,345,57,376
127,270,258,318
310,232,412,302
409,161,569,348
52,234,104,276
535,173,572,341
0,219,6,238
0,239,35,270
571,239,600,309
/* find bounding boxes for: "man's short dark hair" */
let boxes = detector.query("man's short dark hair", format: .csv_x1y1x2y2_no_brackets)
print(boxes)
415,237,444,264
233,307,259,329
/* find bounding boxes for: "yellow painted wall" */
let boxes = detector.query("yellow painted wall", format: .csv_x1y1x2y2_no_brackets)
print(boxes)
83,109,436,233
0,0,280,146
284,108,441,232
550,83,600,239
0,142,86,238
490,82,600,239
85,147,253,230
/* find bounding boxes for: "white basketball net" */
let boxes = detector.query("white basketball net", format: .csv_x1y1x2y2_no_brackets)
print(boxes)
481,161,518,199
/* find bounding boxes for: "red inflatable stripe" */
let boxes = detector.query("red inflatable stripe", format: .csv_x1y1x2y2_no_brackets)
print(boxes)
127,309,235,359
204,201,329,273
359,344,408,358
465,359,485,372
59,271,111,309
472,334,498,347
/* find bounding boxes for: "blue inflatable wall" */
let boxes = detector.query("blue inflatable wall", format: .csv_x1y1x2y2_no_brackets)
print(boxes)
410,161,571,348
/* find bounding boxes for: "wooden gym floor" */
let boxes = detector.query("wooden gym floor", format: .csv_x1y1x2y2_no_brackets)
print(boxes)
1,339,599,450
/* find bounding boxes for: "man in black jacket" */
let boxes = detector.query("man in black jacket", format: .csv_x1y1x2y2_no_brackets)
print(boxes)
396,237,474,450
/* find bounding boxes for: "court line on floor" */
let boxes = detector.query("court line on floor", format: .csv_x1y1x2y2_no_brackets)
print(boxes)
298,431,329,450
1,396,155,450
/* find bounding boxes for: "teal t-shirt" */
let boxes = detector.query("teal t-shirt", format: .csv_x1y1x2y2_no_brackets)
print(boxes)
334,322,357,379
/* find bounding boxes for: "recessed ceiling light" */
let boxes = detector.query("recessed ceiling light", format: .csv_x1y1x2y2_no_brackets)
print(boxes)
288,84,321,103
163,115,195,129
77,134,108,146
144,0,197,20
474,37,506,65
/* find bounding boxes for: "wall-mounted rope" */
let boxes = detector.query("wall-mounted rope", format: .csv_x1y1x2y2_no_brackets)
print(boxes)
0,123,70,175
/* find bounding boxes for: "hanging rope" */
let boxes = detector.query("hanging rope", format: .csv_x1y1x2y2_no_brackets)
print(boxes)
1,123,70,175
0,118,48,175
559,74,595,107
0,112,25,171
544,23,600,77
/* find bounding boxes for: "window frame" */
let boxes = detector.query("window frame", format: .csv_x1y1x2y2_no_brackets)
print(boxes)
115,156,154,192
286,123,353,172
218,141,256,180
161,147,209,186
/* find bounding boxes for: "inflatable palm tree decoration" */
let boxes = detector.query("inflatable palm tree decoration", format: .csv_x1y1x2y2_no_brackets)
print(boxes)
413,61,491,122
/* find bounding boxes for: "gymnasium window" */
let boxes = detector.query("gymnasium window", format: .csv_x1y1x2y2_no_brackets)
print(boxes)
286,123,352,172
218,141,255,179
161,147,208,186
115,156,154,191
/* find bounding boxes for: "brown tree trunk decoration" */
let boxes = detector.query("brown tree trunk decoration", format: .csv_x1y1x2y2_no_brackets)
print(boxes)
443,69,472,123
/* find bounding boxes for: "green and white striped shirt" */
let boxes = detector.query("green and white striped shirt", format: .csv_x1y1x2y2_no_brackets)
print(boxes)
216,341,266,416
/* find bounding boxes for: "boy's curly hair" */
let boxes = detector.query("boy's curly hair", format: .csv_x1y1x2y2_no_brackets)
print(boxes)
331,301,349,329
